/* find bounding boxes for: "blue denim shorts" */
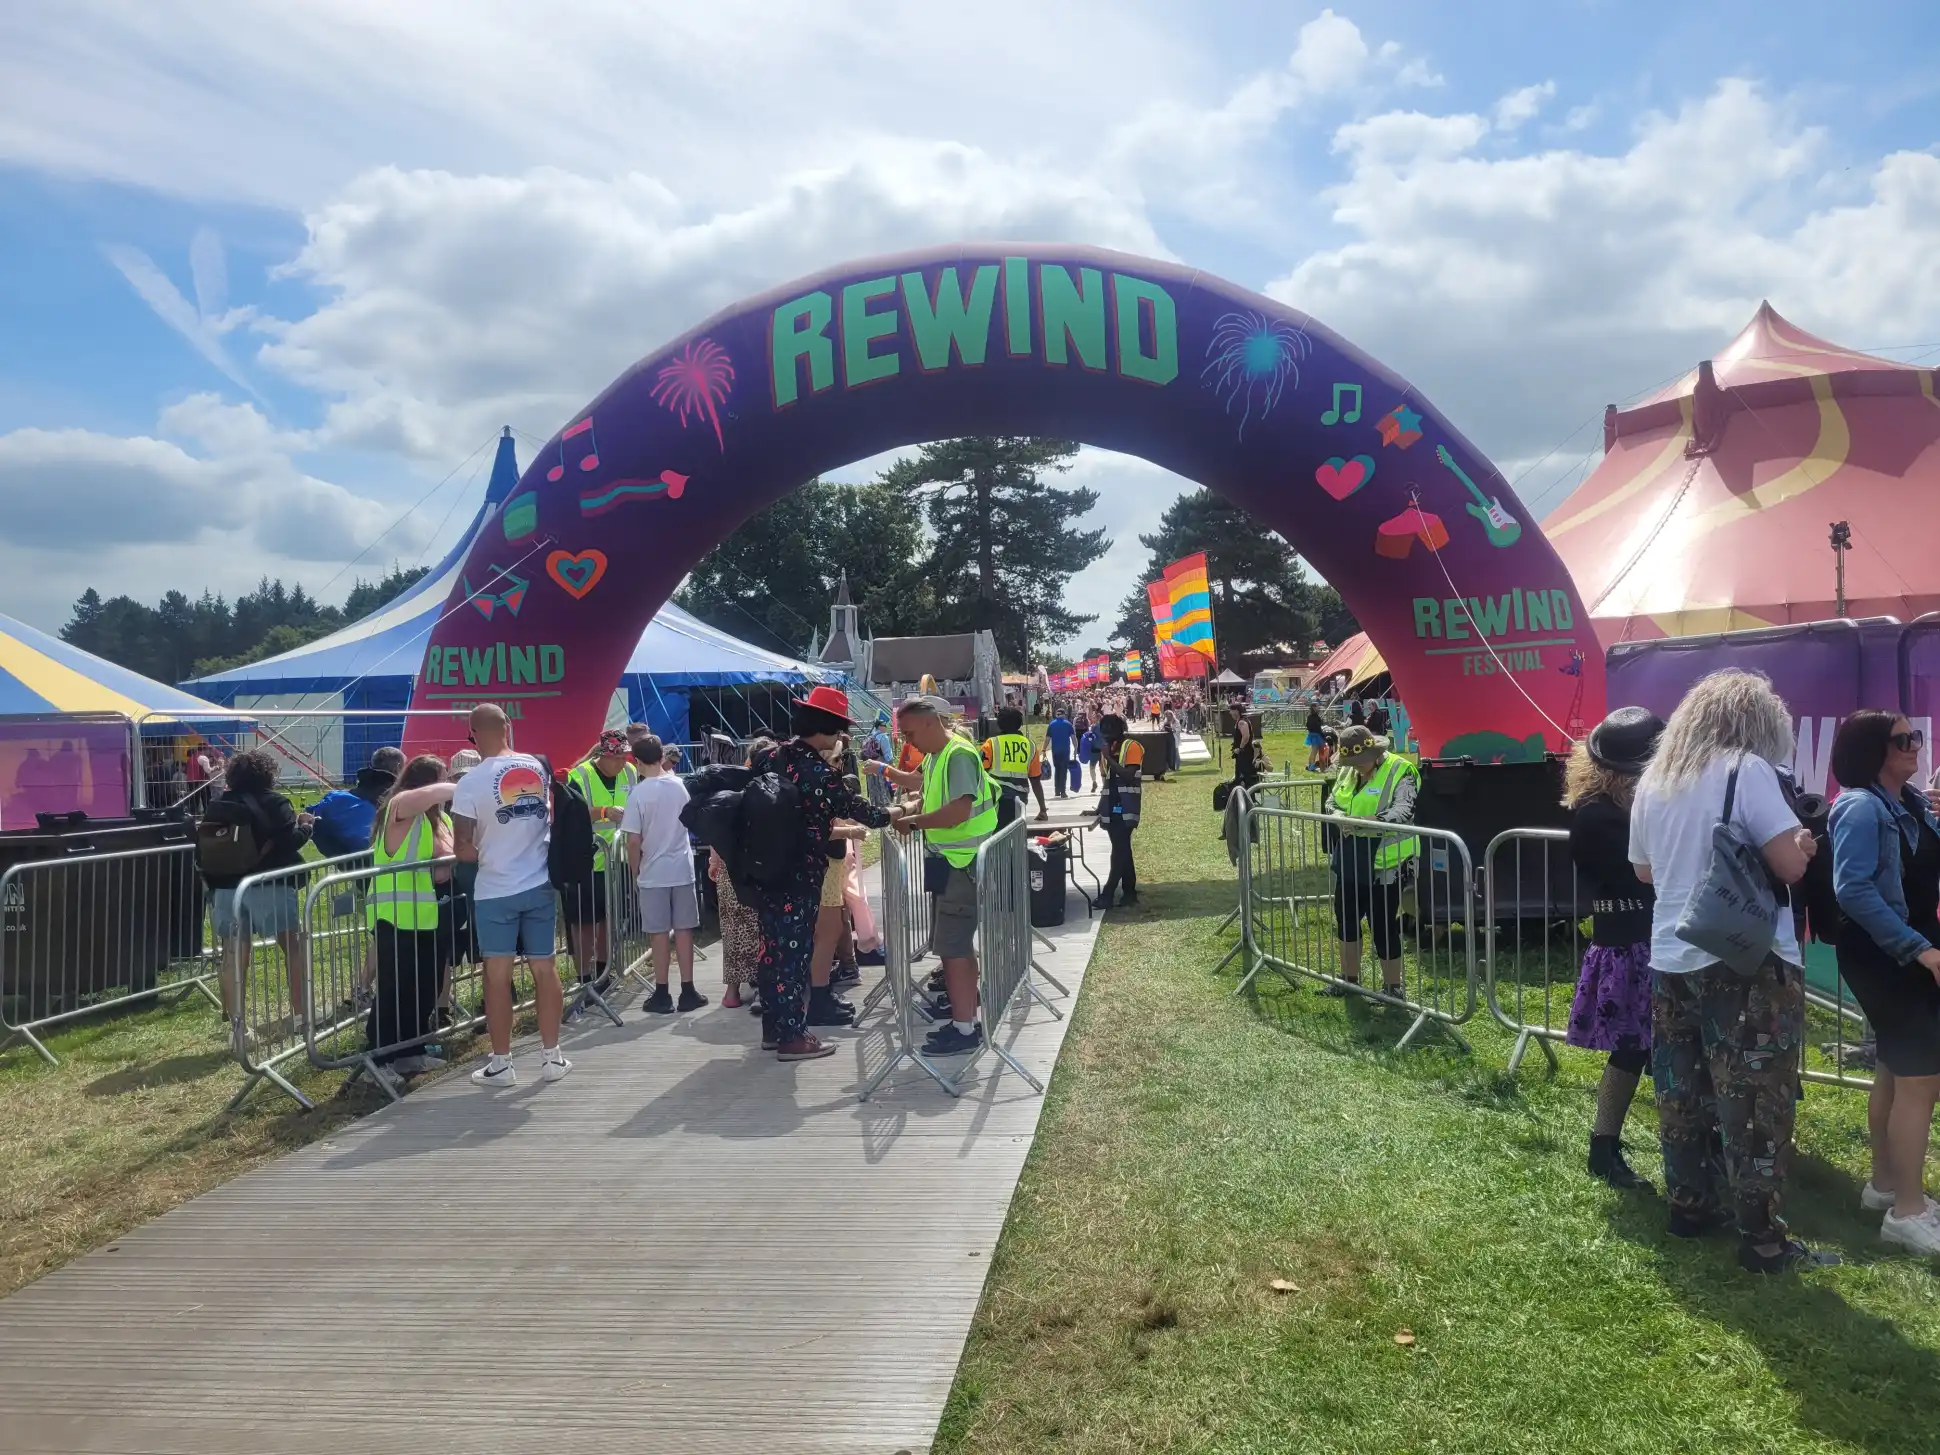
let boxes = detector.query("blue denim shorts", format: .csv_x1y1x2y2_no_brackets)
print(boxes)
212,884,303,938
473,883,558,959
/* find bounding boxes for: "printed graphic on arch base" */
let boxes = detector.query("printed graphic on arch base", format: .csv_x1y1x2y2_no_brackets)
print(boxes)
404,244,1602,764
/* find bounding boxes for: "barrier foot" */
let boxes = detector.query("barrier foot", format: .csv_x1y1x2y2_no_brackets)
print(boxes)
989,1041,1046,1095
345,1056,407,1104
1232,952,1268,997
858,1046,957,1102
1022,974,1066,1023
1,1026,59,1068
1029,959,1071,999
1213,938,1244,976
569,983,626,1030
226,1062,315,1114
1505,1028,1560,1078
1396,1009,1470,1055
1214,903,1240,936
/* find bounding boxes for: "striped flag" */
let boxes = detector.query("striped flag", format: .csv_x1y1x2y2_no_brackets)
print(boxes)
1163,552,1217,663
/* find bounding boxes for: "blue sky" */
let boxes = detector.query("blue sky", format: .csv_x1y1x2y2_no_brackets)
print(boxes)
1,0,1935,650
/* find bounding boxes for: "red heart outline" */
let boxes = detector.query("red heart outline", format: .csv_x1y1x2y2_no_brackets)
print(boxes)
547,549,609,600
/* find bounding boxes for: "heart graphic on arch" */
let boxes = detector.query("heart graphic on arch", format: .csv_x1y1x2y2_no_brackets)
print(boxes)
547,549,609,600
1314,455,1375,501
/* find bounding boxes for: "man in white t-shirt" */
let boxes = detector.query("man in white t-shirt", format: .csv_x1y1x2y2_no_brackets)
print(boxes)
450,703,570,1088
619,734,708,1016
1626,669,1833,1275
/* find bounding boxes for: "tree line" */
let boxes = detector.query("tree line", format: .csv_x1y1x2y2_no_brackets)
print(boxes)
681,436,1356,672
61,567,430,685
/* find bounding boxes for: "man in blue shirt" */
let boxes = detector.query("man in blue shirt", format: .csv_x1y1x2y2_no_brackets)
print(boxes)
1045,706,1076,799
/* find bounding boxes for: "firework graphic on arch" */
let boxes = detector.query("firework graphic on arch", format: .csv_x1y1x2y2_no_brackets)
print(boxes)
651,338,737,452
1201,311,1313,439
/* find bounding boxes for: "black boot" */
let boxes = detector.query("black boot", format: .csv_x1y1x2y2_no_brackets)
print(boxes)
807,985,856,1028
1588,1135,1653,1192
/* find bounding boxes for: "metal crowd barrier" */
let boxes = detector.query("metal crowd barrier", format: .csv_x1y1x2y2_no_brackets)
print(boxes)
219,851,375,1110
859,818,1047,1100
1214,777,1325,960
856,823,931,1029
0,843,219,1065
1232,796,1478,1052
1479,827,1875,1090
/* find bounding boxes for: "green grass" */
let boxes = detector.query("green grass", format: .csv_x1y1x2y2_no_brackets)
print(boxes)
938,733,1940,1455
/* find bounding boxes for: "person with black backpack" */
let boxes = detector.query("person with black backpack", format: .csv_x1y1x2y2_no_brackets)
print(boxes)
745,687,892,1063
198,749,316,1040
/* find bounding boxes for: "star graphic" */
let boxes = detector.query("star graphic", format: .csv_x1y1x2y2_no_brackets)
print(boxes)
1378,405,1425,448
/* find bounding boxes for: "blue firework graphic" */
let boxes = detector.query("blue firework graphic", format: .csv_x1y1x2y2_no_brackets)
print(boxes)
1202,311,1313,438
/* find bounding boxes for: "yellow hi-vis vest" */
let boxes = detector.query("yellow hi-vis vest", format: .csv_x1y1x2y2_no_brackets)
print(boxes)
985,732,1036,786
1329,754,1420,871
570,758,638,872
923,737,1000,869
369,807,439,931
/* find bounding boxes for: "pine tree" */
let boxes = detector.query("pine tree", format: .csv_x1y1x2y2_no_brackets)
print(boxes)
880,438,1108,666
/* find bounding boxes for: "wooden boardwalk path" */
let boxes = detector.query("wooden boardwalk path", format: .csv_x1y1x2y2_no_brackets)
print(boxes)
0,828,1106,1455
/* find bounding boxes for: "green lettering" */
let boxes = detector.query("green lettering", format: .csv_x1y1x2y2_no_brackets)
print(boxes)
1004,256,1031,355
840,276,900,387
461,646,494,687
1512,589,1526,631
901,266,997,370
1039,265,1106,369
1527,593,1553,631
770,291,835,407
1467,594,1512,638
510,645,537,685
1443,598,1469,641
1113,274,1178,385
540,645,565,683
496,641,506,680
1551,591,1574,630
1413,597,1442,638
426,648,445,685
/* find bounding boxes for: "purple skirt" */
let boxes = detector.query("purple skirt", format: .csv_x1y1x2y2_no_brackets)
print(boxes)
1565,942,1653,1054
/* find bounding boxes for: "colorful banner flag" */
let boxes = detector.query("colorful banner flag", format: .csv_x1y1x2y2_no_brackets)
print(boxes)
1124,650,1144,680
1163,551,1217,664
1148,578,1208,679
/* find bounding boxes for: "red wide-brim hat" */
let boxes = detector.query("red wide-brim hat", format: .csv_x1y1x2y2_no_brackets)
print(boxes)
791,684,859,723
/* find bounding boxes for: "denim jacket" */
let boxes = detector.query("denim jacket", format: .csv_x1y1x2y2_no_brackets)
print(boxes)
1829,784,1940,964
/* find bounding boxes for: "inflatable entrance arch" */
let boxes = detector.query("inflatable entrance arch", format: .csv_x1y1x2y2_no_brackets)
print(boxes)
405,244,1604,764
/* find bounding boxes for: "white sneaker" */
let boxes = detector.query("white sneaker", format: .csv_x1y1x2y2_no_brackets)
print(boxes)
541,1052,573,1083
471,1056,516,1088
1862,1181,1895,1212
1880,1202,1940,1256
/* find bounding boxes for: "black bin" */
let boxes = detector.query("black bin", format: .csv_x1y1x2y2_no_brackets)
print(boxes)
1029,834,1068,928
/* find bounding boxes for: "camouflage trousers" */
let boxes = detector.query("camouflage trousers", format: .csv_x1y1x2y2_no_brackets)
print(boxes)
1650,958,1804,1247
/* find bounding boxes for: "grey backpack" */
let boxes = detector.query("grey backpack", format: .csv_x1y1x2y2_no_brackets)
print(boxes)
1673,760,1779,974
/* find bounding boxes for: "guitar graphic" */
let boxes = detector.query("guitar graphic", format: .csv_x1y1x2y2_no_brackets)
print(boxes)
1435,445,1522,548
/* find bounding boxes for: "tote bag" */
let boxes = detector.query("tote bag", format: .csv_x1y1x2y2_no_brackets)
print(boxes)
1673,760,1779,975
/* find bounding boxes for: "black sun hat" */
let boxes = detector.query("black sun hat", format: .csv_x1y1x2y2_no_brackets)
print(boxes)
1586,706,1665,775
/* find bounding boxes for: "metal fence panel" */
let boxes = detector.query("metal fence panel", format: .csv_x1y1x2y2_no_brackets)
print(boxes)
1235,798,1477,1051
0,844,218,1065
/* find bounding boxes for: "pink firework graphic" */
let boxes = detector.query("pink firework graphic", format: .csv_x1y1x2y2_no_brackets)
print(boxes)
651,339,736,452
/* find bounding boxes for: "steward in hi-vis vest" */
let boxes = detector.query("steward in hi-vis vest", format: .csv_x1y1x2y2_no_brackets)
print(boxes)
564,729,640,997
981,706,1048,824
1094,714,1144,911
1321,724,1421,999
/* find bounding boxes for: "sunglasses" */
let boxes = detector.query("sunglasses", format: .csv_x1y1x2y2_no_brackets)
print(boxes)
1890,730,1926,751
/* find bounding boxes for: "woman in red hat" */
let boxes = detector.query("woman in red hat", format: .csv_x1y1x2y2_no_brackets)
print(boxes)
748,686,893,1062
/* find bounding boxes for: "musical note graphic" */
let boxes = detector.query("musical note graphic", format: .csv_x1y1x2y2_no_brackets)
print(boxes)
1435,444,1522,548
547,417,600,482
1320,382,1363,426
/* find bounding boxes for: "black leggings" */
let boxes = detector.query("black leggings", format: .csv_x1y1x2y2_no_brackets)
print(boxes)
1608,1045,1649,1075
1333,874,1403,961
368,921,444,1063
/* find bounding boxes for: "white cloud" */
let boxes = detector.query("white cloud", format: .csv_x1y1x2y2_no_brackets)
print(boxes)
1267,79,1940,519
103,241,259,397
1493,81,1556,131
1392,58,1445,89
1565,104,1598,131
257,146,1165,463
0,417,420,609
